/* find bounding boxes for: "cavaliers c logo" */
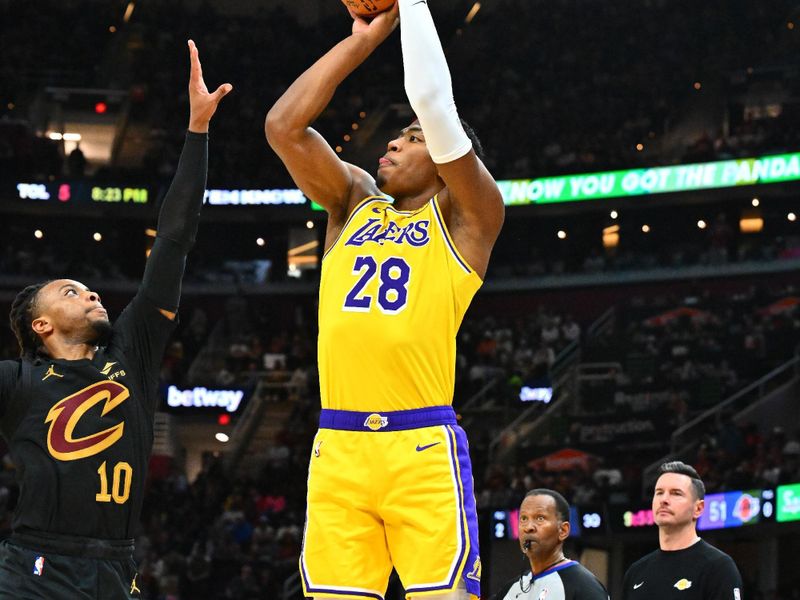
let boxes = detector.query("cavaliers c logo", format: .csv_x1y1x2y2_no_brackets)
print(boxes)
45,381,129,461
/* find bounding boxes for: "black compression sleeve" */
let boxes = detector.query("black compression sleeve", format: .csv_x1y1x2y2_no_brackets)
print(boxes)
139,131,208,312
156,130,208,250
141,237,185,313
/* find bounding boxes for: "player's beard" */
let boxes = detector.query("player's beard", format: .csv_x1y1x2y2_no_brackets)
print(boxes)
88,318,113,346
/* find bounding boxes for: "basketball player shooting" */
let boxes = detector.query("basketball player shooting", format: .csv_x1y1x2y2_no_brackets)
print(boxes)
266,1,504,599
0,41,230,599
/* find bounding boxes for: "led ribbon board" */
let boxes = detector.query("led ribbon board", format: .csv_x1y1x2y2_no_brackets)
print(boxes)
697,489,774,530
777,483,800,522
497,152,800,205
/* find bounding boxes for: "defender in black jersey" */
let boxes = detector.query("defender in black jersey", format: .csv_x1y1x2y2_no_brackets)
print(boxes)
622,461,744,600
0,41,231,600
496,489,609,600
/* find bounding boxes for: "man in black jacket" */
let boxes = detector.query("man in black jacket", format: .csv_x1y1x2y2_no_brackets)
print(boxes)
622,461,744,600
0,40,230,599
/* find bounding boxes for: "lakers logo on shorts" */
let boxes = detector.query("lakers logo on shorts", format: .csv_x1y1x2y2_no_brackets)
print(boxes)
363,413,389,431
466,557,481,581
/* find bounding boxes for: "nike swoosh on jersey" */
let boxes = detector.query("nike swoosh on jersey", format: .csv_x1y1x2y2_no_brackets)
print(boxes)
416,442,441,452
634,582,644,589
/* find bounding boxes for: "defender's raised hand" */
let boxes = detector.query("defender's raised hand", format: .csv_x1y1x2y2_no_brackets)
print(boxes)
188,39,233,133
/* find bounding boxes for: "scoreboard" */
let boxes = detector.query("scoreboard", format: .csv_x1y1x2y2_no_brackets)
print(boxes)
697,489,775,531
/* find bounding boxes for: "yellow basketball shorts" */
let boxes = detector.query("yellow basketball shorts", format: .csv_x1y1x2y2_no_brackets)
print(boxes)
299,406,481,599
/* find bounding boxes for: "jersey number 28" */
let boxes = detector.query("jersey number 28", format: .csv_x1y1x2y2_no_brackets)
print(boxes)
343,256,410,314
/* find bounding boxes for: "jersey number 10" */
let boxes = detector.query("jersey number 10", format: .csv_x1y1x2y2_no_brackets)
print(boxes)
96,460,133,504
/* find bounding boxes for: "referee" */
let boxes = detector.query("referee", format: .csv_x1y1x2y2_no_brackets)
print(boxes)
0,42,230,599
622,461,744,600
495,489,609,600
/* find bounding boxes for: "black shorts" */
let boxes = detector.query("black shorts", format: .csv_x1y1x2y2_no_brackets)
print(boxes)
0,540,141,599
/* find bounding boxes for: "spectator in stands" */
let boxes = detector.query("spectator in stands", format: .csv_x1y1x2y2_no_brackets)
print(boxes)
66,142,87,177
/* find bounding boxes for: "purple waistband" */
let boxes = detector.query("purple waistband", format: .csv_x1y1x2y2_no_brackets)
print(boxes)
319,406,456,432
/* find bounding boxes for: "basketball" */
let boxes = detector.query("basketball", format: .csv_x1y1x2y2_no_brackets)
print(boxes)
341,0,396,18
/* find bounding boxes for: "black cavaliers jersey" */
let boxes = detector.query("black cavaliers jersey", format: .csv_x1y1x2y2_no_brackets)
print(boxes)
0,293,175,542
622,539,744,600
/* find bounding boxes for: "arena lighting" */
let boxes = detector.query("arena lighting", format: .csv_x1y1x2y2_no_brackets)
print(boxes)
642,224,651,233
34,229,43,239
306,220,314,229
602,224,619,249
693,82,702,90
697,219,707,229
359,111,366,118
215,433,230,443
497,151,800,205
465,2,481,23
636,143,644,152
144,228,157,237
109,25,117,33
752,197,760,207
256,237,266,246
288,240,320,258
123,1,135,23
335,146,343,153
93,232,103,242
557,230,567,240
610,210,618,219
740,216,763,233
789,212,797,222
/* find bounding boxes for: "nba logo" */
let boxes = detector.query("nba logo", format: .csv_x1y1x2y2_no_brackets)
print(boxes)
33,556,45,576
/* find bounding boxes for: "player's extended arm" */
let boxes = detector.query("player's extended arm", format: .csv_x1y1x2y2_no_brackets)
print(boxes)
141,40,231,321
399,0,504,278
265,7,399,220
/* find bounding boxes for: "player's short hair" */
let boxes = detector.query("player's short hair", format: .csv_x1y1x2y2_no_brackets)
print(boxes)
407,117,486,163
459,118,485,163
524,488,570,522
9,281,50,359
659,461,706,500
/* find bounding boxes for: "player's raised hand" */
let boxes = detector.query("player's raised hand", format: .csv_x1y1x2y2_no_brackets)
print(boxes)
349,3,399,42
187,39,233,133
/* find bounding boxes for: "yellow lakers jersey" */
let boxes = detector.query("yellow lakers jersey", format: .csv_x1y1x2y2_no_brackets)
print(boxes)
318,195,483,411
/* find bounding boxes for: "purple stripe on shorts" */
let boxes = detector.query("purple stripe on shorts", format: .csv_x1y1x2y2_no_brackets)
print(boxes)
452,425,482,597
405,424,481,597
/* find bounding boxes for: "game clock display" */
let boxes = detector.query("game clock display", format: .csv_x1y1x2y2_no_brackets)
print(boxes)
697,488,775,531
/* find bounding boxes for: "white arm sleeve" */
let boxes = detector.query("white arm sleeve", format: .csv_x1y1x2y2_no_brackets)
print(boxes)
399,0,472,164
